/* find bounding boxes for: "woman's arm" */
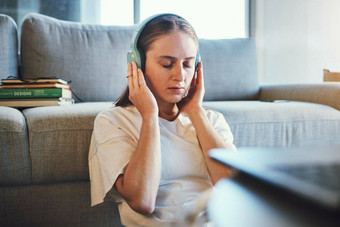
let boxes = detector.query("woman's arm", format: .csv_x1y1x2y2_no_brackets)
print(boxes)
188,108,235,185
115,62,161,215
179,62,236,185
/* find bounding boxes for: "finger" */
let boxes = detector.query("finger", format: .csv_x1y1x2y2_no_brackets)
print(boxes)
127,62,133,89
132,61,139,89
137,68,146,87
190,72,197,88
196,62,204,87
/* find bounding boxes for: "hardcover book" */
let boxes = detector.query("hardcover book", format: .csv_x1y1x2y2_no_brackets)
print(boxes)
0,88,72,99
1,78,68,85
0,83,70,89
0,98,74,107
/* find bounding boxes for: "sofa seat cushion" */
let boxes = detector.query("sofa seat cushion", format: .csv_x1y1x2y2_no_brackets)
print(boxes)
22,102,113,184
203,101,340,147
0,14,18,79
21,13,134,102
0,107,31,185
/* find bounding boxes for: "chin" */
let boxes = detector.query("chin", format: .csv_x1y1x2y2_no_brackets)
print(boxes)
167,96,184,104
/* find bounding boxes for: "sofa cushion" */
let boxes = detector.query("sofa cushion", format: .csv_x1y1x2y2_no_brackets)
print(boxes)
0,14,18,79
203,101,340,147
199,38,259,101
22,102,113,184
0,182,122,226
21,13,134,102
0,107,31,185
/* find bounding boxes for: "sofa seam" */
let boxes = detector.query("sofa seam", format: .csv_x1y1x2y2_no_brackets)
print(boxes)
27,17,130,32
27,129,94,133
22,112,33,185
228,119,340,125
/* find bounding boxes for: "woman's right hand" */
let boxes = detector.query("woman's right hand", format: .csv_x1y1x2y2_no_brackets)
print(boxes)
127,62,158,118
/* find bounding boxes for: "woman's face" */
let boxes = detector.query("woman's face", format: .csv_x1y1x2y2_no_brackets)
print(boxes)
144,31,198,106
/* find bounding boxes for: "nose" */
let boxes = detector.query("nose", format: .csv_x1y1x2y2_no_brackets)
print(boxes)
171,64,185,82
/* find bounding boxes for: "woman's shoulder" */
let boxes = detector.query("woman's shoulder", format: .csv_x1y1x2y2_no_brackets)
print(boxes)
97,105,138,119
204,108,224,120
92,105,142,142
94,105,141,125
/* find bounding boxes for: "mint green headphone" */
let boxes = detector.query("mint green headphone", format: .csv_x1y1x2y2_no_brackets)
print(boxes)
127,13,201,70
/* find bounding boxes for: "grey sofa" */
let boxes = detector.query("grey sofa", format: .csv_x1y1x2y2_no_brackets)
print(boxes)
1,13,340,227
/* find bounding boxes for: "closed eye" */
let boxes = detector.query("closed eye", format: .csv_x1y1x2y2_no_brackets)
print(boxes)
183,63,193,69
183,60,194,69
162,64,172,69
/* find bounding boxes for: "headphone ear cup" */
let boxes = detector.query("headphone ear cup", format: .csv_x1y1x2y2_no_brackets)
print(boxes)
127,48,142,68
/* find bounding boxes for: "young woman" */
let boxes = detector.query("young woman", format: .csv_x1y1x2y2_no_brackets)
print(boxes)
89,13,236,226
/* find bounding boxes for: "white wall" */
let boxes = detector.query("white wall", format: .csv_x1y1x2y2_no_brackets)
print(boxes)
254,0,340,83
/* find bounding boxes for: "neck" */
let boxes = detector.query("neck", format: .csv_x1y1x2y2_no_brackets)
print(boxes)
158,103,179,121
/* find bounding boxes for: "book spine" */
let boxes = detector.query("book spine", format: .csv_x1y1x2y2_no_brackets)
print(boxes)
0,88,71,99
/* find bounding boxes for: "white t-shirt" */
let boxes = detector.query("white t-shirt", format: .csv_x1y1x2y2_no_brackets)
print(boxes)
88,105,236,226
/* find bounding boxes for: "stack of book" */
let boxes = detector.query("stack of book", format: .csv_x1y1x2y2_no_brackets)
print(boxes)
0,78,74,107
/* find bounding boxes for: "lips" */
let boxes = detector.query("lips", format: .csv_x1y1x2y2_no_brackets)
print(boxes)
168,86,184,89
168,86,184,93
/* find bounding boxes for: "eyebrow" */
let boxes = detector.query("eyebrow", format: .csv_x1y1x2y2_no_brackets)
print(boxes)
158,56,196,61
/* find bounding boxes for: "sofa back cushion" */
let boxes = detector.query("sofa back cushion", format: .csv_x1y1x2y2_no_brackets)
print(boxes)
21,13,134,102
199,38,259,100
0,14,18,79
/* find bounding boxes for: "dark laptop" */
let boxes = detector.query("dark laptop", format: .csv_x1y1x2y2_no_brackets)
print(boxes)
209,146,340,211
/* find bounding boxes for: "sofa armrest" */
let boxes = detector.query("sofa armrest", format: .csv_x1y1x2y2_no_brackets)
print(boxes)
260,83,340,111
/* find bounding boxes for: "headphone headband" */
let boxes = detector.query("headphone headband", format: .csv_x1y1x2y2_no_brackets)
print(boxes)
127,13,201,70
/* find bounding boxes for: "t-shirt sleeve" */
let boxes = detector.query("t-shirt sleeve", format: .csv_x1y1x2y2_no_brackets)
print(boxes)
89,111,138,206
207,109,237,151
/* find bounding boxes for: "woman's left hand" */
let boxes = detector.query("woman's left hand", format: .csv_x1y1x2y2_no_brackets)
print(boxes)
178,62,205,117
